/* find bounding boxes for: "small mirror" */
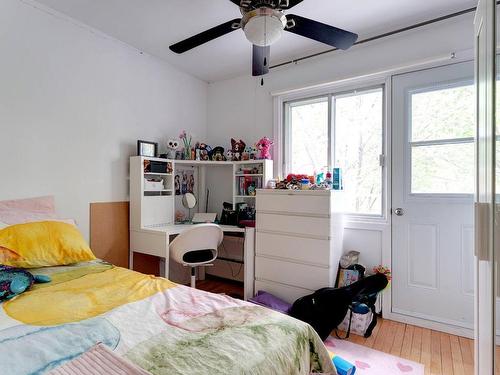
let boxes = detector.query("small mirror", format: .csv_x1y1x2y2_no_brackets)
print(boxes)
182,193,197,209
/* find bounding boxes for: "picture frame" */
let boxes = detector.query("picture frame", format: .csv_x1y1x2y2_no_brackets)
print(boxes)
137,140,158,157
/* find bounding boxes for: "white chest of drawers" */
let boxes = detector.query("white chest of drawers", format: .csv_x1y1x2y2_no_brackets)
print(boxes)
254,189,344,303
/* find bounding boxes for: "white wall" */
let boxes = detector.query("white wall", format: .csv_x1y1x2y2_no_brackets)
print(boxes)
206,13,476,270
0,0,208,239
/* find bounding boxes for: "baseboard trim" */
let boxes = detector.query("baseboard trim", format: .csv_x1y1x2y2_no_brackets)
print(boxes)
383,311,474,339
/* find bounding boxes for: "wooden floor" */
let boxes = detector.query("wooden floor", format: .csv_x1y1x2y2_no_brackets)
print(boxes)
345,318,476,375
196,275,244,299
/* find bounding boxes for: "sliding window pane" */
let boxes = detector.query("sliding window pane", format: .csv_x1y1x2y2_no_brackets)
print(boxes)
288,98,329,175
334,88,383,215
411,143,474,194
411,84,474,142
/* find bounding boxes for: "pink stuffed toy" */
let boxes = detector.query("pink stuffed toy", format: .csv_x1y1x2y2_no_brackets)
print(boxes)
256,137,274,160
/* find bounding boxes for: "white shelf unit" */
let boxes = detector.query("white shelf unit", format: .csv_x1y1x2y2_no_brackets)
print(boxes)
130,156,175,230
233,160,273,209
254,189,344,303
131,157,274,229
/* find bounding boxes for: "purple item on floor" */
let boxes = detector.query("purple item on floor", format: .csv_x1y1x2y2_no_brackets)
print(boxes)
248,291,292,314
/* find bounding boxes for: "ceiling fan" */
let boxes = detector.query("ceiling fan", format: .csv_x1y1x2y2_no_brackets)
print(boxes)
169,0,358,77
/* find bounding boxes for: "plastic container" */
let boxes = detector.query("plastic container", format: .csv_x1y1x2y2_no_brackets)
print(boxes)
300,178,310,190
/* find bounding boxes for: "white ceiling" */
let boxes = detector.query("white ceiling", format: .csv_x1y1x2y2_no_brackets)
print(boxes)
35,0,477,82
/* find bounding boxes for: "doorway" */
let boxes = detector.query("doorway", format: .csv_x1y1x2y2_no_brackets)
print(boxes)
391,61,475,332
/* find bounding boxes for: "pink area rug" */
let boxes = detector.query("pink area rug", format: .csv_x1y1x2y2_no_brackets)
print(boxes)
324,337,424,375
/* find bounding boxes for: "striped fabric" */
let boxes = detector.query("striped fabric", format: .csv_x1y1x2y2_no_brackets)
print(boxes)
48,343,151,375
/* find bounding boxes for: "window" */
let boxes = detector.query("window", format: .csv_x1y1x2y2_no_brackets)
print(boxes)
409,83,475,195
286,97,329,175
284,87,384,216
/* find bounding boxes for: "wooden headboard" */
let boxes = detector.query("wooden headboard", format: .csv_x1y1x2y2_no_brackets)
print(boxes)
89,202,129,268
89,201,160,275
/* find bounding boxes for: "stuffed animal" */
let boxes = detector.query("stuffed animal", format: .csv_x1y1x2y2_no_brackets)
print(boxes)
242,146,253,161
230,138,246,161
212,146,226,161
226,149,234,161
256,137,274,160
166,139,179,159
0,265,51,301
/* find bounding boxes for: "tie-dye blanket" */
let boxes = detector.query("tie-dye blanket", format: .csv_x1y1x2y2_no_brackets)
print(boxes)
0,260,335,375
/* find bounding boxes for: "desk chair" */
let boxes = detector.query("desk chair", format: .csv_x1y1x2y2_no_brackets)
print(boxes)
169,224,223,288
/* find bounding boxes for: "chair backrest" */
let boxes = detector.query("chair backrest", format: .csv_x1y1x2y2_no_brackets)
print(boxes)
169,224,223,266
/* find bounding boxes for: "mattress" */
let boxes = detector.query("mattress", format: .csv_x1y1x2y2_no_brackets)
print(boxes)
0,260,335,375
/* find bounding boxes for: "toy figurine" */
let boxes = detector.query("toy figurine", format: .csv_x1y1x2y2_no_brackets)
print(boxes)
212,146,226,161
198,143,212,161
166,139,179,159
0,265,51,301
230,138,246,161
242,146,253,161
250,145,258,160
247,183,256,196
256,137,273,160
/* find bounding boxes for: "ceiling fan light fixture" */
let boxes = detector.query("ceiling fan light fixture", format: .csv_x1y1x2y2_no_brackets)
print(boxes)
242,8,286,47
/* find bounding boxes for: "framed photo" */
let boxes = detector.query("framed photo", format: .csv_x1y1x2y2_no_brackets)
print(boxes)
137,140,158,157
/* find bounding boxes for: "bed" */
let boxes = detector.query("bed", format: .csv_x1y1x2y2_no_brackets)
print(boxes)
0,259,336,374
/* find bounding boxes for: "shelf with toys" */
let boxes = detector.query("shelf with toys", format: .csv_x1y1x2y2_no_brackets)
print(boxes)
131,134,276,229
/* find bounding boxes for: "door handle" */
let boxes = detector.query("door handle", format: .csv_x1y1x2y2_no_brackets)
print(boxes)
393,208,404,216
475,202,490,260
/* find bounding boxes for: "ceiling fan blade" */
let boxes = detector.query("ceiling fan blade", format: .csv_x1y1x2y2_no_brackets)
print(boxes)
169,18,241,54
278,0,304,9
252,45,270,76
285,14,358,50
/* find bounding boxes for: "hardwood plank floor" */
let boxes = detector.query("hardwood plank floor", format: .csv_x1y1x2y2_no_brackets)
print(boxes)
195,275,244,299
343,318,481,375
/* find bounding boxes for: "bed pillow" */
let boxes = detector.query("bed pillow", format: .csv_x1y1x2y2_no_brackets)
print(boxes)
0,221,95,268
0,219,76,230
0,196,57,225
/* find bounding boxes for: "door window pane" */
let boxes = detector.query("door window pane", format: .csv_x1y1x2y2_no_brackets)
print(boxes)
411,84,474,142
335,89,383,215
288,98,328,175
412,143,474,194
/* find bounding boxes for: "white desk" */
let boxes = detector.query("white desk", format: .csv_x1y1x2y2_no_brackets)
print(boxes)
129,224,255,300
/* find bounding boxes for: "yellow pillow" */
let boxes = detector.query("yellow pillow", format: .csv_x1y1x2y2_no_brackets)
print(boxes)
0,221,95,268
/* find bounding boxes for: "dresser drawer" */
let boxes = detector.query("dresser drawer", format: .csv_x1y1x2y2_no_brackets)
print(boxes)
255,256,332,290
256,232,331,266
254,279,313,304
256,213,330,238
256,192,331,216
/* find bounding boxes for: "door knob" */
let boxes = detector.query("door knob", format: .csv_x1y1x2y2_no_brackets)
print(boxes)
394,208,404,216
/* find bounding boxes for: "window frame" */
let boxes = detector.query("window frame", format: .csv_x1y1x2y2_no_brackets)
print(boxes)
406,78,475,199
279,82,387,219
283,95,332,177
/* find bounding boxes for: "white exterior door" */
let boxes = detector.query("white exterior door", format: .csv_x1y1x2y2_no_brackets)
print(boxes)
391,61,475,331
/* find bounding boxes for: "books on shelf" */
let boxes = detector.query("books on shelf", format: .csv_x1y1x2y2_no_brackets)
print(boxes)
237,176,262,196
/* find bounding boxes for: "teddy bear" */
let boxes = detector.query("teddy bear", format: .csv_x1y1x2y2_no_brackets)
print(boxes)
230,138,246,161
256,137,274,160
